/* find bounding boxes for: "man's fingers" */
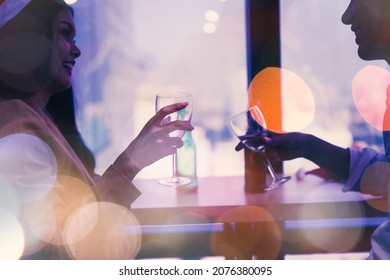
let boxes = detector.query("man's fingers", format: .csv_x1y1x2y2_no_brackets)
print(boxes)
235,142,245,151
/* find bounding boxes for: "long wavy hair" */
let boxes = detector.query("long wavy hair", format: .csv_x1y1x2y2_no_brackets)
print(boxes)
46,87,96,176
0,0,96,175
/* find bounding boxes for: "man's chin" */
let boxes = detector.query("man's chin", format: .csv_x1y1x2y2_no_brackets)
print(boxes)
357,47,385,61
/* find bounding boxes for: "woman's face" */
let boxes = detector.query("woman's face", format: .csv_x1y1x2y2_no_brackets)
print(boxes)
342,0,390,63
45,8,80,93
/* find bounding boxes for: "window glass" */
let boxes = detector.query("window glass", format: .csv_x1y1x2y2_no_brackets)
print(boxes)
280,0,388,173
72,0,247,178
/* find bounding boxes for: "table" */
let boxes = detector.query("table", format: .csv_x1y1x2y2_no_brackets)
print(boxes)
130,175,387,259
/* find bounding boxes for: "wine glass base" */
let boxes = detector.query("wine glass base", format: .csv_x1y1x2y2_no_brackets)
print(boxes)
158,176,191,187
263,175,292,191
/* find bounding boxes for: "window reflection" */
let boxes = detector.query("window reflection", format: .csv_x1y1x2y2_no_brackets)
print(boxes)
280,0,387,173
72,0,247,178
70,0,384,179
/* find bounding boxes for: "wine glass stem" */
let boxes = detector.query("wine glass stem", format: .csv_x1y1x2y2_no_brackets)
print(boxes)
264,154,277,181
172,152,178,178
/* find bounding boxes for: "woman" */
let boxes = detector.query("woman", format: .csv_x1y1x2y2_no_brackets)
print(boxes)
0,0,193,259
46,87,96,177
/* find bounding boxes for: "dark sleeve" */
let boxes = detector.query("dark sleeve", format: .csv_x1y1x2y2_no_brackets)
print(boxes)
93,165,141,208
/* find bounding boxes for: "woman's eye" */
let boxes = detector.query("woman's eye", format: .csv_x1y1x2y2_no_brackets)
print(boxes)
61,30,71,37
60,30,76,44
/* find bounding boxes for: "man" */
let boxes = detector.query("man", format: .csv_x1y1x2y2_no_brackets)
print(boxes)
239,0,390,259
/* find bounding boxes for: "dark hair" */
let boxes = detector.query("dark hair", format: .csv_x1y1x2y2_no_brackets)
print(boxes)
46,87,96,176
0,0,72,96
0,1,94,174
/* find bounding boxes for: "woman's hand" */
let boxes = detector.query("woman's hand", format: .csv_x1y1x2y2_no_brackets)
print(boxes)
113,102,194,180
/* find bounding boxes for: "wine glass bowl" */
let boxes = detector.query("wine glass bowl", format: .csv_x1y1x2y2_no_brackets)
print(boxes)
155,92,193,187
229,105,291,191
156,92,192,137
238,135,266,153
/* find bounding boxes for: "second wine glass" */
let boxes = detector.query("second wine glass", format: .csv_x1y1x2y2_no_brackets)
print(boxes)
229,105,291,191
155,92,193,187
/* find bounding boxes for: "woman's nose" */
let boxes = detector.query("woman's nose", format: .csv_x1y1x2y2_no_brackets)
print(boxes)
71,42,81,58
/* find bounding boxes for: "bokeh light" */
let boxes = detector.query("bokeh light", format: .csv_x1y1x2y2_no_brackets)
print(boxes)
204,10,220,22
65,202,141,260
19,198,56,257
137,211,212,258
248,67,315,133
211,206,281,259
297,192,365,253
360,161,390,212
0,208,24,259
27,176,97,246
64,0,78,4
248,105,267,130
0,134,57,203
203,22,217,34
352,65,390,131
371,219,390,259
0,31,51,92
0,176,20,216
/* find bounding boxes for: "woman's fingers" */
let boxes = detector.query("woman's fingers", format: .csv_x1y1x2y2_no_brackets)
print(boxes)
126,103,194,170
141,120,193,145
144,102,193,139
152,102,189,124
158,120,193,135
160,116,171,126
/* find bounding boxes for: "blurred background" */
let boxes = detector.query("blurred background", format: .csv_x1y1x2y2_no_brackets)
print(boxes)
68,0,388,179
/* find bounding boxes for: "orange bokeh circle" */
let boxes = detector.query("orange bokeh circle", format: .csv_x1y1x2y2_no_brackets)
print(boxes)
211,206,281,259
352,65,390,131
360,161,390,213
248,67,315,133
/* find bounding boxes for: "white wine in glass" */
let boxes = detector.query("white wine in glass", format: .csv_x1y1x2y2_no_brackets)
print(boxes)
229,105,291,191
155,92,193,187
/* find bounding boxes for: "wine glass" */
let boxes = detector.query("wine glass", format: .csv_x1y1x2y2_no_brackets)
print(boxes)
155,92,193,187
229,105,291,191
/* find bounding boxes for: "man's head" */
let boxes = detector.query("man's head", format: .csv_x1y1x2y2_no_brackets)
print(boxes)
342,0,390,64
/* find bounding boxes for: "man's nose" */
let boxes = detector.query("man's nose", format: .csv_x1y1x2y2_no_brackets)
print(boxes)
341,1,353,25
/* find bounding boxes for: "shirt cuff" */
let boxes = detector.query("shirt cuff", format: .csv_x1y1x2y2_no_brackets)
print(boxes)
343,147,383,192
94,165,142,208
